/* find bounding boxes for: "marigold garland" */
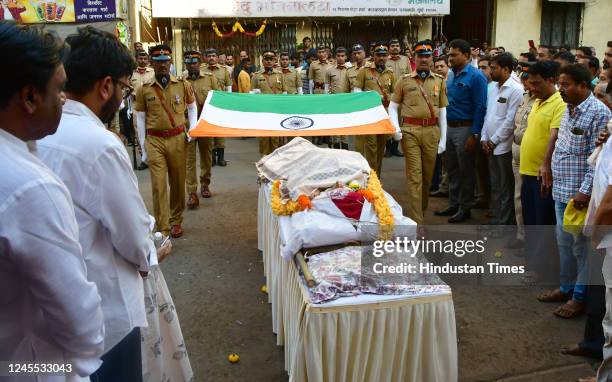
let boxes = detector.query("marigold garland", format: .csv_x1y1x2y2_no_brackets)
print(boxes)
269,171,394,241
270,180,311,216
212,20,267,38
367,171,395,240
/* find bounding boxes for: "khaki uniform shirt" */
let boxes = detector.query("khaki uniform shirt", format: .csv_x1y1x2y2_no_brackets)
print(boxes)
134,75,195,130
250,69,286,94
325,64,351,94
355,66,396,105
391,71,448,126
207,64,231,90
281,68,301,95
185,70,218,115
347,63,367,91
308,60,332,90
130,67,155,92
386,55,412,77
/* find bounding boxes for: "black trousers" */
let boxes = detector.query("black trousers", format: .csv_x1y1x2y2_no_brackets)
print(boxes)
580,285,605,359
90,328,142,382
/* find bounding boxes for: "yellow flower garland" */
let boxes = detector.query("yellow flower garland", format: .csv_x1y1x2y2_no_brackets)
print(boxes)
367,170,395,241
269,171,395,240
212,20,267,38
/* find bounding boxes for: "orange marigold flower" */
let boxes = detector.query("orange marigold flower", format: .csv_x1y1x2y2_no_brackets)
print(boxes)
357,189,375,203
297,194,312,210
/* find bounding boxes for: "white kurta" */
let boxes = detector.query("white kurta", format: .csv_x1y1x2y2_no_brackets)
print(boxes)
0,129,105,381
38,100,153,353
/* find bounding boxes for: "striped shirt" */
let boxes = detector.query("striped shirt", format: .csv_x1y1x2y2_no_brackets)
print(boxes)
552,93,611,203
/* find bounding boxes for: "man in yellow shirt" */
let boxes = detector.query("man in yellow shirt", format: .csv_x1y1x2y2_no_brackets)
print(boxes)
519,60,566,282
237,57,252,93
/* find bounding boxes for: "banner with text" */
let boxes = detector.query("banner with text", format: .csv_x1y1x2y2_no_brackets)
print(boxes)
2,0,116,24
152,0,450,18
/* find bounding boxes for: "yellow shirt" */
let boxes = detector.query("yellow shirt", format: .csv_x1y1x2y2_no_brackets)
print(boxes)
238,70,251,93
519,91,566,176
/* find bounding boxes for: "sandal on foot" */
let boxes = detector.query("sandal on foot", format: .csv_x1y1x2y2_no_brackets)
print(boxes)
553,300,586,319
537,288,572,303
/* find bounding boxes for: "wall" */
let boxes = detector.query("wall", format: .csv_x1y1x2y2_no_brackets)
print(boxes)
581,0,611,59
492,0,542,55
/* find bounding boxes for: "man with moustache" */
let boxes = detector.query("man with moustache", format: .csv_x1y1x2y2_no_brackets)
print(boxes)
205,48,232,166
134,44,198,238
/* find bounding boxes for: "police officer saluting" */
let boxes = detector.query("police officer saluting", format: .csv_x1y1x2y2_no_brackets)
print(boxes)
388,41,449,226
250,49,287,156
353,44,396,175
134,45,198,238
183,50,218,209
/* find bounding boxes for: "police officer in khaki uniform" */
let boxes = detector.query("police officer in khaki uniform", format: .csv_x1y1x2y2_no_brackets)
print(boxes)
131,50,155,170
183,50,218,209
353,44,395,174
250,49,287,156
325,46,351,149
205,48,232,166
308,47,332,94
134,45,198,238
385,38,413,158
388,41,448,225
279,52,303,95
347,44,368,92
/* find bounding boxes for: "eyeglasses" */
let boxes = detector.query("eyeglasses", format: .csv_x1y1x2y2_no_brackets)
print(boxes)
113,78,134,99
263,56,275,61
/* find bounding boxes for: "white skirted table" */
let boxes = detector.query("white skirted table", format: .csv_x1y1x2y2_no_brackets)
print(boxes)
257,184,458,382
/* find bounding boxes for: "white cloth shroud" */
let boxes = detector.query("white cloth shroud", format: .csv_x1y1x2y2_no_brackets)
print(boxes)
256,137,371,200
278,188,417,260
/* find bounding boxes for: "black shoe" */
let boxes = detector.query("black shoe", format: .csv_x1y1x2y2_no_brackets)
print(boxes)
429,189,449,197
137,162,148,171
212,148,217,167
341,143,349,150
391,141,403,157
434,206,458,216
217,148,227,167
448,209,471,223
332,143,341,149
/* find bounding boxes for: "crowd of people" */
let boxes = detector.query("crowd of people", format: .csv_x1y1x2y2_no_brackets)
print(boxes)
1,15,612,381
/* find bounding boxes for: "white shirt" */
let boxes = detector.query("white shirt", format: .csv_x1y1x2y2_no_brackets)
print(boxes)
481,77,524,155
38,100,153,353
0,129,104,380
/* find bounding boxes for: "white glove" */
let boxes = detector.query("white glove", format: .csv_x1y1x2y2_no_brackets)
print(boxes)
438,107,448,154
387,101,402,141
250,89,261,94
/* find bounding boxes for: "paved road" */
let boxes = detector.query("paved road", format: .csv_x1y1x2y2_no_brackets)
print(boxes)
135,138,595,381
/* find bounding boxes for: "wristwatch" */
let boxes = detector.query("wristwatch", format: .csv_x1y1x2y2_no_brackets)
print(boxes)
472,133,480,140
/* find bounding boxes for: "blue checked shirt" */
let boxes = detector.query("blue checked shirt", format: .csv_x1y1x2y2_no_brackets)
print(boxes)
552,93,611,203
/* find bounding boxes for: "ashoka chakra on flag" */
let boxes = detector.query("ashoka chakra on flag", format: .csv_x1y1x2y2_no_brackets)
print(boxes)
189,91,394,137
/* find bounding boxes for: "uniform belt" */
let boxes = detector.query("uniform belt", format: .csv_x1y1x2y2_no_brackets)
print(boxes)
147,125,185,138
448,120,472,127
314,82,325,89
403,117,439,126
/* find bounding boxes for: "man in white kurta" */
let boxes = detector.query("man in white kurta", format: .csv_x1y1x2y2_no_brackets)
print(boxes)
37,26,155,381
0,21,105,381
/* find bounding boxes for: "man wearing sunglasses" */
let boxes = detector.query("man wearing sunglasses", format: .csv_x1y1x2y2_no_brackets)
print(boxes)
134,44,198,239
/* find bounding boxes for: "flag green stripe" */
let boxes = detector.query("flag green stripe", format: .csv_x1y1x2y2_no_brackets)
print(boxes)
208,91,382,114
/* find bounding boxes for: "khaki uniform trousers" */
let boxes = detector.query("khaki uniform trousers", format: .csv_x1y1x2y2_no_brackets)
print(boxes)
355,134,387,174
259,137,281,157
146,134,186,235
401,125,441,226
186,137,213,194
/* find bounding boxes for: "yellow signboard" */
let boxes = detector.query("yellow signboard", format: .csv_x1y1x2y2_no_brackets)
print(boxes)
0,1,76,23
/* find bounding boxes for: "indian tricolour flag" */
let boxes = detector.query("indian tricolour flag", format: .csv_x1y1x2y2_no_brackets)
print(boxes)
189,91,394,138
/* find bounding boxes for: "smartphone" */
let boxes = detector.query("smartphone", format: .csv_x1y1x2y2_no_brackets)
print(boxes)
528,40,536,50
